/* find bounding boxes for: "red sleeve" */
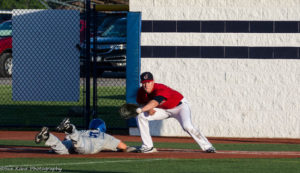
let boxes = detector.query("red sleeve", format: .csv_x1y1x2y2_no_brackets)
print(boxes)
154,84,184,109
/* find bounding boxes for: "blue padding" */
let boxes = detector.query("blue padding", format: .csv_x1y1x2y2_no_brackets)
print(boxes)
126,12,141,127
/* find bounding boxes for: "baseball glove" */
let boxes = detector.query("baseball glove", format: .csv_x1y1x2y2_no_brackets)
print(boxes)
119,103,139,119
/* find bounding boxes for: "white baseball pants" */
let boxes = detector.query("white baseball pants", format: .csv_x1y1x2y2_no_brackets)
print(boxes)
136,98,213,151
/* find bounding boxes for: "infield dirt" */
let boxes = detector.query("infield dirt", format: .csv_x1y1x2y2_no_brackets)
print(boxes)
1,131,300,159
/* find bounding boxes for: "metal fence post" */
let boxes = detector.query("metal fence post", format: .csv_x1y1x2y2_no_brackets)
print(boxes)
92,4,98,119
85,0,91,129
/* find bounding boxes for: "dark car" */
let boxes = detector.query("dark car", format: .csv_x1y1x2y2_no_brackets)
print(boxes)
0,18,86,78
80,19,86,43
80,17,127,75
96,15,123,35
0,20,12,77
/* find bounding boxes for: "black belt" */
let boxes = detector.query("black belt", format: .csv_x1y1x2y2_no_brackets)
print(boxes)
177,101,182,106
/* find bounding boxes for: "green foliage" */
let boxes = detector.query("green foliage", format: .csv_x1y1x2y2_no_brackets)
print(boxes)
0,0,46,10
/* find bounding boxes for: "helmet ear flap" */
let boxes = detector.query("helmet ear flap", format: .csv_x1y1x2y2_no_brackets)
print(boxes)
89,118,106,133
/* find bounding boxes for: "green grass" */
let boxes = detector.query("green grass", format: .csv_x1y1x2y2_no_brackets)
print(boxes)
1,140,300,173
129,142,300,152
0,140,45,147
130,142,300,152
2,140,300,152
0,158,300,173
0,85,127,129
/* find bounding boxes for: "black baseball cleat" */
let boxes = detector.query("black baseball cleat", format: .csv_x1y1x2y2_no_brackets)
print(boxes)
126,146,139,153
56,118,73,133
205,147,216,153
136,146,158,153
35,127,49,144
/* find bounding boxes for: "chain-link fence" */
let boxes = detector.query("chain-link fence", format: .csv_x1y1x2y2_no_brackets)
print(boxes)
0,0,129,132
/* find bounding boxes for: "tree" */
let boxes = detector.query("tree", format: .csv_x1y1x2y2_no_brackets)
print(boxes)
1,0,46,10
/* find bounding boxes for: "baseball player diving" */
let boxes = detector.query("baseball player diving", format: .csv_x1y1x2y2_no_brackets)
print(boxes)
35,118,131,154
133,72,216,153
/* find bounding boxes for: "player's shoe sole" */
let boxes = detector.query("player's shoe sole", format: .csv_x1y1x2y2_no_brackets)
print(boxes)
126,146,138,153
35,127,49,144
56,117,72,133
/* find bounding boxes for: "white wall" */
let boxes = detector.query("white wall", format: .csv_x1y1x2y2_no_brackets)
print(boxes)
130,0,300,21
129,0,300,138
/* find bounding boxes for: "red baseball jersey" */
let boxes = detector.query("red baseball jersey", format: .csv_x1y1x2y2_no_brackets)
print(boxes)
136,83,183,109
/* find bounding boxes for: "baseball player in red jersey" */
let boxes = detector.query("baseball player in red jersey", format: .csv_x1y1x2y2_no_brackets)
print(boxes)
134,72,216,153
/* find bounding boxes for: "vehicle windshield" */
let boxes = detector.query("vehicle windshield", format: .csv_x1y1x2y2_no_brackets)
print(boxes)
100,18,126,37
97,16,120,33
0,21,12,37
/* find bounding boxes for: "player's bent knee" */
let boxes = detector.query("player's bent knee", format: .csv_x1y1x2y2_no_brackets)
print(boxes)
182,126,194,133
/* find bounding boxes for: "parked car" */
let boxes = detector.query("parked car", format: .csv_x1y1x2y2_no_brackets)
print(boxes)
0,15,126,78
96,15,122,35
80,17,127,76
0,20,12,77
0,12,12,24
80,19,86,43
0,19,86,78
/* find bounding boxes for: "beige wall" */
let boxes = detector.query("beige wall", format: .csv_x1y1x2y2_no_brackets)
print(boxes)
129,0,300,138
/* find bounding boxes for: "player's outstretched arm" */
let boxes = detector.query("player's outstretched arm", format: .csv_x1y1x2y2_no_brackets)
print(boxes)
141,100,159,112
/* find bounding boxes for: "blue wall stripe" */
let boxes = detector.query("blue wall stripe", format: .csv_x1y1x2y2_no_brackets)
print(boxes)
142,20,300,33
177,21,200,32
141,46,300,59
153,21,176,32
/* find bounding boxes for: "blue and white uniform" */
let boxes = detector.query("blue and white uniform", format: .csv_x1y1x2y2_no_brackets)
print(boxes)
45,125,120,155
